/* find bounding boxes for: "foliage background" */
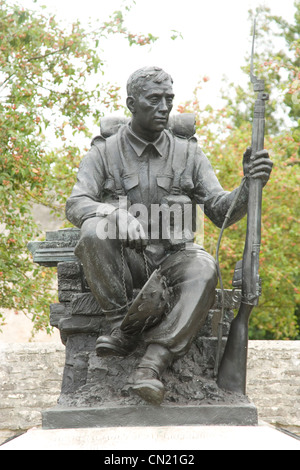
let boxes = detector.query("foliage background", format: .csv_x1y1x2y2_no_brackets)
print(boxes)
0,0,299,339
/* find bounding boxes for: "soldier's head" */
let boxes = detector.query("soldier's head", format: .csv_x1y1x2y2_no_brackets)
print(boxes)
127,66,173,99
126,66,174,141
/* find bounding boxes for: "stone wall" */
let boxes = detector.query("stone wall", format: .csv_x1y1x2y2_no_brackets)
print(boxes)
247,341,300,436
0,341,299,444
0,343,65,444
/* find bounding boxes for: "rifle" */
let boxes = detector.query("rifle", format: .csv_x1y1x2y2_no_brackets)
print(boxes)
216,19,269,394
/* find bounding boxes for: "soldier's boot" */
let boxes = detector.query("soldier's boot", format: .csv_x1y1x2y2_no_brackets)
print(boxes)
127,343,173,405
96,326,139,357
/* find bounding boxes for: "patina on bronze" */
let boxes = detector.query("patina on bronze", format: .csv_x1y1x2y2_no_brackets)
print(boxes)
65,65,273,405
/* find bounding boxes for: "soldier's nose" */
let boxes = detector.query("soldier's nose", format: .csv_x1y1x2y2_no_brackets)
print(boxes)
159,98,168,113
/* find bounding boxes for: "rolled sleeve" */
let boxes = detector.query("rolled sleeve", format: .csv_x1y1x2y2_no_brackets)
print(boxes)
193,147,249,228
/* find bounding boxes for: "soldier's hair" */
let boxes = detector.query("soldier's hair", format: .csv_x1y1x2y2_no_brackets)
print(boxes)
127,66,173,98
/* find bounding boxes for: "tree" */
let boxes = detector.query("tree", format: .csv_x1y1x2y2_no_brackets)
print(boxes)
182,3,299,339
2,0,298,341
0,0,159,334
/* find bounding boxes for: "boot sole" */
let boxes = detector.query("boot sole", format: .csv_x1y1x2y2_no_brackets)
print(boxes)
131,381,165,406
95,343,128,357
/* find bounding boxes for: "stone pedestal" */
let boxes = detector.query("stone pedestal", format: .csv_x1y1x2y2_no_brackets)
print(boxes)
3,424,300,450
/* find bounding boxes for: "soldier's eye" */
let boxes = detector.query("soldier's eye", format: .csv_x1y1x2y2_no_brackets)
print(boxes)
149,97,159,104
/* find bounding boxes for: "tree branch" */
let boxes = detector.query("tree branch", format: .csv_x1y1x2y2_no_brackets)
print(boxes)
27,45,70,62
0,72,15,91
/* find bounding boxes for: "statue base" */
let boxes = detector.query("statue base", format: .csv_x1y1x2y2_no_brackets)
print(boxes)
42,341,258,429
42,402,257,429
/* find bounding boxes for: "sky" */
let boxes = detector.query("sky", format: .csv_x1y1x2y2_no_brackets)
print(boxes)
20,0,297,131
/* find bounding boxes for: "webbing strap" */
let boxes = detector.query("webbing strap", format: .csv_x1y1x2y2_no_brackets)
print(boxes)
105,129,124,193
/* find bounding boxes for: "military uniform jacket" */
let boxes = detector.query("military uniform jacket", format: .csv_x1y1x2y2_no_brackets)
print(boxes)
66,123,249,235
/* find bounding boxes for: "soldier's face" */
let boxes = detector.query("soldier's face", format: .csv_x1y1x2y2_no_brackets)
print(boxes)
130,79,174,134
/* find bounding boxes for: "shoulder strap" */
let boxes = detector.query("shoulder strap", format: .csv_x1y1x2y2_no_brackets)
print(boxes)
178,136,198,192
105,129,124,194
169,134,190,192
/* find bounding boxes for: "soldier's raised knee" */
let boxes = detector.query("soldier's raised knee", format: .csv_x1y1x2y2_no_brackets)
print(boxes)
75,217,119,255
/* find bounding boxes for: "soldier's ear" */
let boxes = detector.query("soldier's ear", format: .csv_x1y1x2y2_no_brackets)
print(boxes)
126,96,136,114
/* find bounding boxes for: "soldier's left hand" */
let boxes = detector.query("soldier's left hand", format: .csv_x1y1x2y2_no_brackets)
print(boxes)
243,147,273,186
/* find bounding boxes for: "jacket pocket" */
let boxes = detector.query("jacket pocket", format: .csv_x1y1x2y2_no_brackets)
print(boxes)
156,175,173,192
122,174,139,191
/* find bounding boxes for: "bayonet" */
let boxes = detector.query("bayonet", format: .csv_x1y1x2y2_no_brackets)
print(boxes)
250,19,267,93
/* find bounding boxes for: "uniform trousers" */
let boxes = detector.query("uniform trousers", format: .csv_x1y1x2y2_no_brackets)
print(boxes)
75,217,218,372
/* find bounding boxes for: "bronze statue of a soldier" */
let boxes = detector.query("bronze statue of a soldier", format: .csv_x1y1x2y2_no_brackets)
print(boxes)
66,66,273,405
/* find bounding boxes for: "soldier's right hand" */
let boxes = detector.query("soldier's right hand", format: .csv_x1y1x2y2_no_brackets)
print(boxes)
114,209,148,253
